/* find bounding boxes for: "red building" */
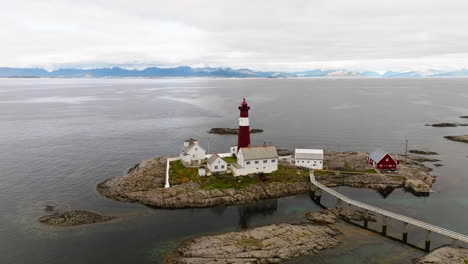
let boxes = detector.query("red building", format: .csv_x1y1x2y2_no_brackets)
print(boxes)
367,148,398,170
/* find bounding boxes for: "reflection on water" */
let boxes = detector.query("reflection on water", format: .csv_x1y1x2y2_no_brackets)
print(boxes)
238,199,278,228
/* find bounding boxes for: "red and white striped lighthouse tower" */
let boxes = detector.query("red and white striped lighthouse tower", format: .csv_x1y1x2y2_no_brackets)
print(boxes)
237,98,251,150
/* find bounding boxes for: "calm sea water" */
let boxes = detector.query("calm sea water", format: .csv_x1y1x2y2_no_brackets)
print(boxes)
0,78,467,264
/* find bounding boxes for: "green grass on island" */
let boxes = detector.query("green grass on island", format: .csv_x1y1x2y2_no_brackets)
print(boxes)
169,161,309,190
222,156,237,164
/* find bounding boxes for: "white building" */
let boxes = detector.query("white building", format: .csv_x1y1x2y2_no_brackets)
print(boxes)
294,149,324,169
207,153,228,173
230,145,237,155
179,138,206,166
232,146,279,176
198,166,206,176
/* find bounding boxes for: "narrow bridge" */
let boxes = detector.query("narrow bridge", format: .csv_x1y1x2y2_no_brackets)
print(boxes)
309,171,468,251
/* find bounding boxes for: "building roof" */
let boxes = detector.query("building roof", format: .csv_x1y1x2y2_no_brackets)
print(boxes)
207,153,224,165
182,138,203,153
368,148,389,163
295,149,324,160
240,146,278,160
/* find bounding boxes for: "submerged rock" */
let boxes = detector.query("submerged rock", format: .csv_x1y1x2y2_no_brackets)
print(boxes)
445,135,468,144
167,222,341,264
409,150,439,155
39,210,116,226
412,246,468,264
208,128,263,135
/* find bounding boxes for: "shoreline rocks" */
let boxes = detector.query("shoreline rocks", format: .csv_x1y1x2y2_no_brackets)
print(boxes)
412,246,468,264
167,222,341,264
444,135,468,144
208,128,263,135
39,210,116,226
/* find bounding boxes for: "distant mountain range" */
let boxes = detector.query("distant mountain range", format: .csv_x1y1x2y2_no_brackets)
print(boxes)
1,66,468,78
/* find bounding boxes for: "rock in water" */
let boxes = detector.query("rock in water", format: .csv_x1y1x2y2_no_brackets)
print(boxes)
168,223,341,264
409,150,439,155
208,128,263,134
39,210,116,226
412,246,468,264
445,135,468,144
431,123,459,127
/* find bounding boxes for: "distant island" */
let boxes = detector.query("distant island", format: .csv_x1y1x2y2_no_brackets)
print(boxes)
2,66,468,78
208,128,263,135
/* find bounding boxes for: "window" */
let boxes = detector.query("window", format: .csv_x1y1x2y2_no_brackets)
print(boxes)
195,148,198,151
385,158,389,162
221,165,225,169
271,159,276,163
255,161,259,164
193,154,195,158
215,166,218,169
263,160,267,163
246,161,251,165
307,161,310,163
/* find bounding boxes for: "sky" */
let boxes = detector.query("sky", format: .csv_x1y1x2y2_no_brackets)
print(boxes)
2,0,468,72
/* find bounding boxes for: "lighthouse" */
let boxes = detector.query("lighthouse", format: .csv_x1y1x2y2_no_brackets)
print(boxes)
237,98,251,150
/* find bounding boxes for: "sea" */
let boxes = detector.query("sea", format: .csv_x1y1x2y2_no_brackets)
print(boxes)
0,78,467,264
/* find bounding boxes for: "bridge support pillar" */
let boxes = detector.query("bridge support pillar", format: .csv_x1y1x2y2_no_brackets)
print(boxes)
402,222,409,243
363,210,368,228
451,238,458,246
336,198,342,209
314,189,322,203
425,230,431,252
381,216,387,236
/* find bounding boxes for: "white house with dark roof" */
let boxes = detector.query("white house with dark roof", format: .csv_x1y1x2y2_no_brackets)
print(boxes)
207,153,227,173
294,149,324,169
179,138,206,166
232,146,278,176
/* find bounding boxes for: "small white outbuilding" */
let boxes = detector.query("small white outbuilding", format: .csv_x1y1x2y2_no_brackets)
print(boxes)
207,153,228,173
294,149,324,169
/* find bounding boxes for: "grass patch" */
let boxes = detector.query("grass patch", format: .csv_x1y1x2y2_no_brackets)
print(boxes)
222,156,237,164
170,162,309,190
314,170,335,176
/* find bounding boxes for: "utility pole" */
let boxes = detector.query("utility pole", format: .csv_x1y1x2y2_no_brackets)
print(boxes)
404,139,408,162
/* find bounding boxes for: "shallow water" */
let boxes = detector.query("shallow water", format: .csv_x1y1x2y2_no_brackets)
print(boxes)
0,78,467,263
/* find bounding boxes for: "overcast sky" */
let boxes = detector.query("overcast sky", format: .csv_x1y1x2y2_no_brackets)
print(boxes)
2,0,468,71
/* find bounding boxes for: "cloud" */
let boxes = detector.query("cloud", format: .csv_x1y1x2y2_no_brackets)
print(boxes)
2,0,468,71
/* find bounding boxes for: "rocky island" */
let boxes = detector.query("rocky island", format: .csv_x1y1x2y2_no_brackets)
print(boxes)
208,128,263,134
39,210,116,226
97,150,436,209
444,135,468,144
409,149,439,155
412,246,468,264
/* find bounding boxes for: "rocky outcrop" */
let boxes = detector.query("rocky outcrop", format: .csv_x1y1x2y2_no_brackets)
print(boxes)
409,150,439,155
306,208,377,224
167,223,341,264
39,211,116,226
315,171,405,189
445,135,468,144
412,246,468,264
277,148,292,156
208,128,263,135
